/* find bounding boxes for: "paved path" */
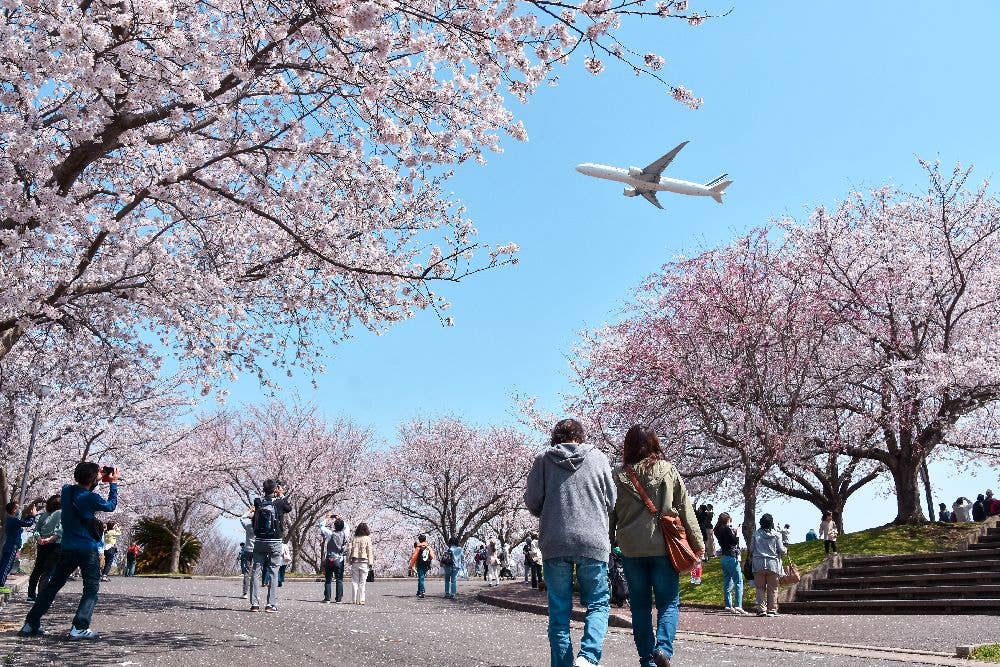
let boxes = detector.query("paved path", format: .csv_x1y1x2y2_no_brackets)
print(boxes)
0,577,975,666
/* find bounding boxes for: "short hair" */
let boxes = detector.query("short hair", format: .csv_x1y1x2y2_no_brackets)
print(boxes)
106,521,116,531
240,542,245,547
417,533,426,542
74,461,101,487
262,479,277,495
448,537,460,547
45,494,61,513
759,513,775,530
551,418,585,446
5,501,17,514
355,522,371,537
978,494,986,501
623,424,663,466
334,518,345,532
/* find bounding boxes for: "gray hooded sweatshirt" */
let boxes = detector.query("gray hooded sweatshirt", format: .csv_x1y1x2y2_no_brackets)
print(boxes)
524,442,616,563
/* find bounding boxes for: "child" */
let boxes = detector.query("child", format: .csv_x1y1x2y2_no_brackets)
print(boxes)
689,561,703,585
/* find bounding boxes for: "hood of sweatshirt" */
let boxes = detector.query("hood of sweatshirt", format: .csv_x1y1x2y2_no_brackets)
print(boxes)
546,442,594,471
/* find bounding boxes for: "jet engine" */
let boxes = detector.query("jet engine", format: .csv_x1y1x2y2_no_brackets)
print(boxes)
628,166,643,178
623,187,639,197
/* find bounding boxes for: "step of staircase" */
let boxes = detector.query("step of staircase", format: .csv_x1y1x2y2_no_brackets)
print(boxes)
797,584,1000,600
841,548,1000,567
969,540,1000,549
832,558,1000,577
813,570,1000,588
781,598,1000,614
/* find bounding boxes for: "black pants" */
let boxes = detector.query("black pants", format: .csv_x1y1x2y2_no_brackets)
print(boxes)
102,546,118,576
28,543,59,598
529,561,542,588
323,559,345,601
824,539,838,554
25,548,101,631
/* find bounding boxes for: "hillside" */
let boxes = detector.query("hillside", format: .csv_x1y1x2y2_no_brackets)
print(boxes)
680,521,979,607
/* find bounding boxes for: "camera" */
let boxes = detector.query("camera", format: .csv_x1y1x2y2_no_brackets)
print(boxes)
101,465,116,482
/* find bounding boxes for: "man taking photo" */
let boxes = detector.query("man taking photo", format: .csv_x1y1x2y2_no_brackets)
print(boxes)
249,479,292,612
19,461,119,640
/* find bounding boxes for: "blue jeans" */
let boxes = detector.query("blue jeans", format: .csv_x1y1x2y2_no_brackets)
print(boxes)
416,565,428,595
621,555,680,665
0,546,17,586
720,554,744,608
443,565,458,596
250,540,282,608
544,557,610,667
24,548,102,631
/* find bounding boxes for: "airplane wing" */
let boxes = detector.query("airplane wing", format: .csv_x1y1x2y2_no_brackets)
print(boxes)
640,190,663,209
640,141,689,181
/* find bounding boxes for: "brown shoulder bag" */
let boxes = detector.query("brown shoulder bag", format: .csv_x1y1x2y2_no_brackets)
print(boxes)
626,466,700,574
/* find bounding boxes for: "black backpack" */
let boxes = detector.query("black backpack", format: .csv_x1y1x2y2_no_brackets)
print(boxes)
417,545,432,567
253,497,277,537
440,548,454,568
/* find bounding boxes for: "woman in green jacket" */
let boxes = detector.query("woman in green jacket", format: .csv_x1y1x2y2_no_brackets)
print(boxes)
611,425,704,667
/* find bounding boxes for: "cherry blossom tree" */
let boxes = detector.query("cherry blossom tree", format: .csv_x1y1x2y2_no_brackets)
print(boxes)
373,417,534,546
785,162,1000,523
1,0,714,394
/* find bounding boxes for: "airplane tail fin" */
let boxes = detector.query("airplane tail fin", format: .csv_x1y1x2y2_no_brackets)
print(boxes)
706,174,732,204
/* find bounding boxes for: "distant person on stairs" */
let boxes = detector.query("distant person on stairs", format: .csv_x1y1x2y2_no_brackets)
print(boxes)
986,490,1000,517
973,495,989,522
953,497,973,523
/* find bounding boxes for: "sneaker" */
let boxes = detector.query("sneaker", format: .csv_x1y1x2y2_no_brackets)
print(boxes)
767,611,779,617
68,627,100,641
18,623,44,637
100,576,110,582
756,610,768,617
265,605,277,613
723,606,734,613
733,607,749,615
240,593,248,599
573,657,599,667
652,651,671,667
249,606,260,612
321,599,331,604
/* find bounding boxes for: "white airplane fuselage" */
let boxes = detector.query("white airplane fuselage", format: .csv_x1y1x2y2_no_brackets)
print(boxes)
575,163,714,198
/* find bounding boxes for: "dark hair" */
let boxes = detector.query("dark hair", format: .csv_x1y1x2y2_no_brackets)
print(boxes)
262,479,277,495
106,521,116,531
417,533,426,542
759,513,774,530
978,494,986,501
551,418,585,446
240,542,245,547
355,522,370,537
448,537,460,547
74,461,101,487
714,511,732,531
938,502,947,508
5,501,17,515
45,494,60,513
334,518,345,532
622,424,663,466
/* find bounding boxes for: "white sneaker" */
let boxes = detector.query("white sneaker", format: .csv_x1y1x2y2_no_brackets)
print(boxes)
732,607,749,615
68,627,100,640
723,606,734,613
574,657,599,667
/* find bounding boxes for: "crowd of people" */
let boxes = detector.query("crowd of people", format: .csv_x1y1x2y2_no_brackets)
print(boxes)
937,491,1000,523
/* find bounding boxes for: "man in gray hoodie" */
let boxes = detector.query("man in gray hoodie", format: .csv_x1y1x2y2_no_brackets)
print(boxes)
524,418,616,667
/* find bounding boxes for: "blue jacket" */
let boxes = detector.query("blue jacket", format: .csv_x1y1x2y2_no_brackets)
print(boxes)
3,514,36,552
60,483,118,552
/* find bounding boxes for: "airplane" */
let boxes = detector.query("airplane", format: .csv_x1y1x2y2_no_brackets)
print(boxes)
575,141,732,209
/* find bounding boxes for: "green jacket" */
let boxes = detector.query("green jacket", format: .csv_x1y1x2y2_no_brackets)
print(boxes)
611,459,705,558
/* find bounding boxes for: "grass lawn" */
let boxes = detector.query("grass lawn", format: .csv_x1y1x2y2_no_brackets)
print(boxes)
970,644,1000,663
680,521,980,608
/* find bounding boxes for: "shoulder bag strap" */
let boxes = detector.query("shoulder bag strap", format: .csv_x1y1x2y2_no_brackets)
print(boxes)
625,466,661,519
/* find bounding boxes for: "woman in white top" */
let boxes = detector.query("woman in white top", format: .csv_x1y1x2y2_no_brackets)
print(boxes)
818,511,839,555
486,538,501,587
953,497,974,523
348,523,374,604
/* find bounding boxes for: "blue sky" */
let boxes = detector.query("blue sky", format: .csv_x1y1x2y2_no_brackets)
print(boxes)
224,1,1000,535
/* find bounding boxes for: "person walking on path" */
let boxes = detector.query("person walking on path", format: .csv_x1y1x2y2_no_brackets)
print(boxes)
611,424,705,667
249,479,292,613
713,512,748,615
409,534,435,598
485,537,502,587
441,537,463,599
1,500,39,587
348,522,373,604
19,462,119,640
239,508,255,598
27,495,62,601
818,511,839,554
525,417,616,667
124,543,139,577
100,521,121,580
275,541,291,586
953,497,973,522
320,514,348,603
524,531,543,589
751,513,787,617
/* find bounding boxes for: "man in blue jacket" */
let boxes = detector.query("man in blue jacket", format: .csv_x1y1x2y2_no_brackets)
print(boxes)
19,461,118,640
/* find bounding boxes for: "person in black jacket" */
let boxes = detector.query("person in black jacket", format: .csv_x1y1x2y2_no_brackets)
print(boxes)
249,479,293,613
973,494,988,522
713,512,748,615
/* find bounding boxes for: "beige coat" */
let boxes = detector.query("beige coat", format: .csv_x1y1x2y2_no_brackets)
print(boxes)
349,535,373,563
611,459,704,558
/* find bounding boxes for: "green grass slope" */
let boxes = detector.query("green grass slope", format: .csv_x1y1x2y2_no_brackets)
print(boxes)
680,522,979,608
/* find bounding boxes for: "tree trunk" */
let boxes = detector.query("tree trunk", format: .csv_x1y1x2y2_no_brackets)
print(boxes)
890,460,926,524
0,467,7,547
741,484,758,548
170,529,183,574
920,459,935,521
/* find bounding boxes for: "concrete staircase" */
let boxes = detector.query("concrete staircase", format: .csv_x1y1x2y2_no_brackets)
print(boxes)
782,521,1000,614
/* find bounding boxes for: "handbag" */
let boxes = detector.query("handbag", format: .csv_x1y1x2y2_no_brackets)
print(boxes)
779,560,801,586
625,466,700,574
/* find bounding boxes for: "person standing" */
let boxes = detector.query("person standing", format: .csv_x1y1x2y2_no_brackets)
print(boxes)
973,494,989,522
953,497,973,523
751,513,787,617
485,538,501,587
702,505,716,560
524,418,616,667
818,512,839,554
100,521,121,581
277,541,291,586
19,462,119,640
713,512,747,615
320,515,348,603
987,490,1000,516
611,424,705,667
249,479,292,613
239,508,255,598
525,531,543,589
348,523,373,605
124,543,139,577
409,534,435,598
441,538,463,599
27,495,62,601
779,524,791,547
1,501,39,587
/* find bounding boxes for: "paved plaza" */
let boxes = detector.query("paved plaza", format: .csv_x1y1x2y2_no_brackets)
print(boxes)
0,577,980,666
